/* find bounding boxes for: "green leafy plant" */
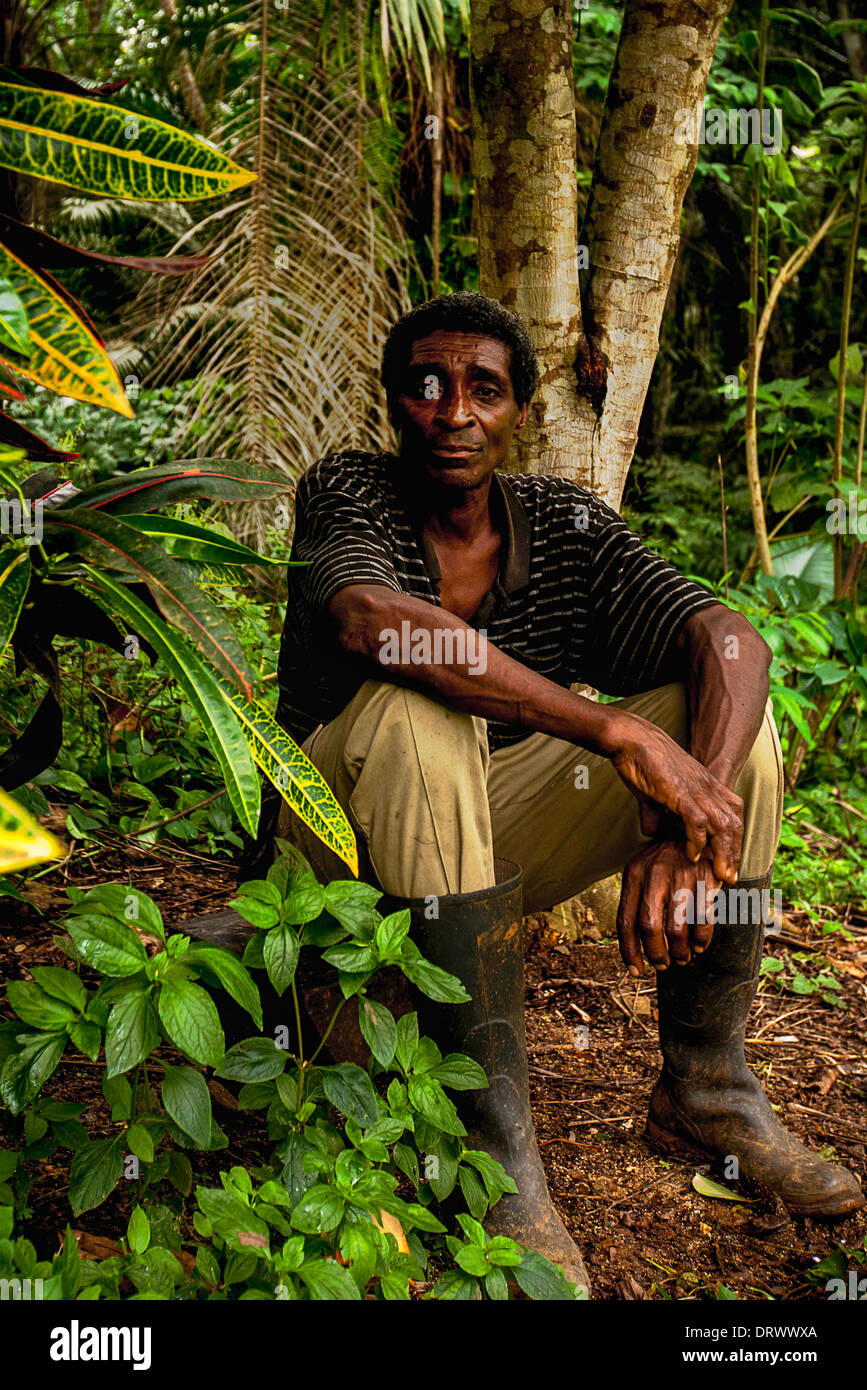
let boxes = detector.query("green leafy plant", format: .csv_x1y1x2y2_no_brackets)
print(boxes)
0,849,581,1300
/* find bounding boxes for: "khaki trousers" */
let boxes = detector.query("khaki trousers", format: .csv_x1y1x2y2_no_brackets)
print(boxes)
276,680,784,911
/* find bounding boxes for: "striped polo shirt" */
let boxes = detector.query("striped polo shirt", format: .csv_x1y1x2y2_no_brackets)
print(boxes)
275,449,719,754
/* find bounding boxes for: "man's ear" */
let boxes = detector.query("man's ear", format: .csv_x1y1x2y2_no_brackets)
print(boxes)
513,402,529,434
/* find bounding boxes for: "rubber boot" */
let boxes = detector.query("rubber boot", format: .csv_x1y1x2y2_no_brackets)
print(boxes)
383,859,590,1293
648,872,864,1218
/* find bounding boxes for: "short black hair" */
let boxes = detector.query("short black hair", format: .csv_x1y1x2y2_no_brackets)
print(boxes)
381,291,539,414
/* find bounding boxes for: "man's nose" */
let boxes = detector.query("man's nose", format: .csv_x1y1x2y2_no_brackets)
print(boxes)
434,383,474,427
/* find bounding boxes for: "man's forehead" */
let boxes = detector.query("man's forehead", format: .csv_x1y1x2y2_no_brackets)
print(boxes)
405,331,511,371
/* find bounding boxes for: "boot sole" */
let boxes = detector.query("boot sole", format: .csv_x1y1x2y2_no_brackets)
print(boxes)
645,1117,865,1219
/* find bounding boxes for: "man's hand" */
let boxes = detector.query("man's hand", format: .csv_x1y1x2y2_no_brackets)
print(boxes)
609,715,744,885
617,842,722,976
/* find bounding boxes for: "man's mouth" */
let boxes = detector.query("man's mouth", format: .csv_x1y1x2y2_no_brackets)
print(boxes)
430,445,482,458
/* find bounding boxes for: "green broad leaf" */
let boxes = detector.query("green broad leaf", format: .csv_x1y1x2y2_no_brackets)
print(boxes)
216,1036,288,1082
47,508,255,697
430,1053,488,1091
432,1268,481,1300
157,981,224,1068
0,1032,66,1113
407,1076,465,1137
339,1222,381,1291
322,941,379,974
0,274,31,355
484,1236,523,1268
68,1018,102,1062
394,1012,419,1074
211,671,358,878
485,1266,509,1301
357,997,397,1068
513,1250,577,1301
455,1243,489,1277
0,547,30,663
379,1271,410,1300
227,893,281,930
298,1257,361,1300
290,1185,346,1235
263,924,300,997
182,946,263,1028
0,241,131,416
105,990,160,1076
126,1122,154,1163
692,1173,756,1202
69,1137,124,1215
458,1165,488,1221
375,910,411,958
0,80,256,202
127,1206,150,1256
195,1186,269,1255
283,883,328,927
399,956,470,1004
67,914,148,977
29,966,86,1014
5,981,77,1030
76,883,165,942
161,1063,213,1148
121,514,281,568
324,880,382,938
321,1062,380,1128
83,573,260,838
460,1149,518,1202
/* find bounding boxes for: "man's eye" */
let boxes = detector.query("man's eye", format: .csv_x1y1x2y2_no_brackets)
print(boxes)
475,386,499,399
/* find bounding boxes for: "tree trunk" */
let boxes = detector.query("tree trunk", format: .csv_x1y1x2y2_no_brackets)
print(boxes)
470,0,733,506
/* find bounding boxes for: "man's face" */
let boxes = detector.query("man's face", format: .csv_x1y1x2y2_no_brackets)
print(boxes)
391,330,528,490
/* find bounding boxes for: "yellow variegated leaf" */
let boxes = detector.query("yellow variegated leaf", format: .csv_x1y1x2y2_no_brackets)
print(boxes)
0,242,132,416
0,787,64,874
214,675,358,877
0,81,257,202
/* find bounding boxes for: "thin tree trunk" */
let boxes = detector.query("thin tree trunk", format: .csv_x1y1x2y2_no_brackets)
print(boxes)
431,50,444,296
470,0,733,505
159,0,210,133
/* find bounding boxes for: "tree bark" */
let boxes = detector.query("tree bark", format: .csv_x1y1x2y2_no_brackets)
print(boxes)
470,0,733,506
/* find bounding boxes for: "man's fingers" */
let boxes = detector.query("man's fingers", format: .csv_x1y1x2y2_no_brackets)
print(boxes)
639,798,662,838
638,863,670,970
691,872,719,954
617,866,645,977
683,815,708,865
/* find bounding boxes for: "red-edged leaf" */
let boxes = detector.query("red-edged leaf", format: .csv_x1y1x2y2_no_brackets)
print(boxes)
62,461,293,515
42,508,255,697
0,65,129,98
0,410,80,462
0,212,208,277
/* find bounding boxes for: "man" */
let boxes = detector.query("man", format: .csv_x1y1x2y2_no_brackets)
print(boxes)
267,292,863,1289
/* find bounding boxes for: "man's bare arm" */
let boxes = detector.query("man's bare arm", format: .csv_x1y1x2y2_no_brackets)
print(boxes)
328,583,743,881
678,603,772,790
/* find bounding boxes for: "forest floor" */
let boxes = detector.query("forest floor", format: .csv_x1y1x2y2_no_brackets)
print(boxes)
2,842,866,1301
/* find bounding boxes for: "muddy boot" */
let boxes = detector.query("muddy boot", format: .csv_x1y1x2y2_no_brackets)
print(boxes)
384,860,590,1293
648,872,864,1218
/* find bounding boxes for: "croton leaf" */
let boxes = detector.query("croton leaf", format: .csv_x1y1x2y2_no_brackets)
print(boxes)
61,460,293,515
0,240,132,416
0,79,257,202
44,508,255,696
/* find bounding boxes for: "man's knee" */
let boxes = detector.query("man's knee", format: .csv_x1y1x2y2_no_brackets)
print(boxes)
343,679,488,779
736,704,784,877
